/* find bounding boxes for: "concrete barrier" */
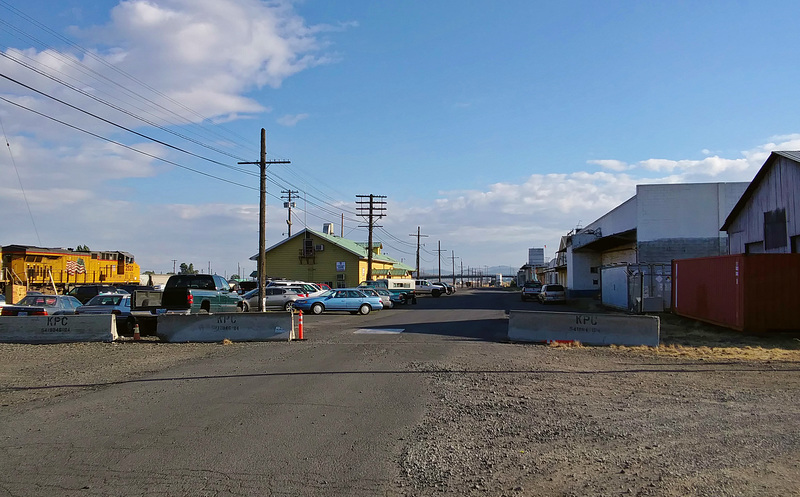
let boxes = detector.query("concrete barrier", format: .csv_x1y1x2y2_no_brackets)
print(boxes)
0,315,117,343
508,310,660,347
156,313,293,342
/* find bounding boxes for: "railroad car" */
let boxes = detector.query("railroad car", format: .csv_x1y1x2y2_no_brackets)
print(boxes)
1,244,140,292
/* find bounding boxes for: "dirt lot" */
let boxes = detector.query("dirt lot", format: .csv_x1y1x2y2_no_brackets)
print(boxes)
1,313,798,496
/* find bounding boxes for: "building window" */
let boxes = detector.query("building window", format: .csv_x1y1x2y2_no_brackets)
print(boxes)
764,208,787,250
791,235,800,254
303,238,314,257
590,267,598,274
745,241,764,254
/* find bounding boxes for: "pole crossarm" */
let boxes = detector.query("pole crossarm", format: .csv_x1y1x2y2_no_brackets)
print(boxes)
356,194,387,282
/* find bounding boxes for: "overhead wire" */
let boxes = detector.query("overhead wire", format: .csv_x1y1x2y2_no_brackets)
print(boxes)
0,112,41,245
0,4,436,255
0,1,261,157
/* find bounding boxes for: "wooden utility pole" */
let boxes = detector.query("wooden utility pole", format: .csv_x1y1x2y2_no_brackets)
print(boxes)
281,189,299,237
356,194,387,282
238,128,290,312
409,227,428,279
436,240,443,282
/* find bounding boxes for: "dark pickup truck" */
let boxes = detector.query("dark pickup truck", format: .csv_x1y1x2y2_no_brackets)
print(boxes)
128,274,243,334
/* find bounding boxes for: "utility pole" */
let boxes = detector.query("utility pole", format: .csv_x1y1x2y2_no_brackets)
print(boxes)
436,241,444,282
281,189,299,237
356,194,387,282
238,128,290,312
451,251,458,286
172,260,176,274
409,227,428,279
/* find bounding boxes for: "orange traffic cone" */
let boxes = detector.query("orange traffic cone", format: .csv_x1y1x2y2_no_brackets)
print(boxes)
297,310,304,340
133,323,141,341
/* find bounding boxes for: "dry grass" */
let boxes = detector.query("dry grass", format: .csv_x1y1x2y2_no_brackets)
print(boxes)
548,340,585,348
612,343,800,361
221,338,234,345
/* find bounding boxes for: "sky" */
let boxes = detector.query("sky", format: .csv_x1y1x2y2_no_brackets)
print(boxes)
2,0,800,278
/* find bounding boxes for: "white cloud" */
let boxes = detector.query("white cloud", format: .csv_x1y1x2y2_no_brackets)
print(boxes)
588,159,630,172
277,113,309,127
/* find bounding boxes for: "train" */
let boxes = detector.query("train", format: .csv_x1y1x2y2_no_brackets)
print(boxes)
1,244,140,293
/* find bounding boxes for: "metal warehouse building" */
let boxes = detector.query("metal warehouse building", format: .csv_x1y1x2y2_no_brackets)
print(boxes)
560,182,748,311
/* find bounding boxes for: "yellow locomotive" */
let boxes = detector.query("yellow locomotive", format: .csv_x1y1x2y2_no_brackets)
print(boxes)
1,244,140,293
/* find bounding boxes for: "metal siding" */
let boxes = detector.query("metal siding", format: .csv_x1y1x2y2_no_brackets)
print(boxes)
728,157,800,254
742,254,800,332
673,255,744,330
674,254,800,332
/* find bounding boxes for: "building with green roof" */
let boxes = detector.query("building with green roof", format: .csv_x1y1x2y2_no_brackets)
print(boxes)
249,226,414,288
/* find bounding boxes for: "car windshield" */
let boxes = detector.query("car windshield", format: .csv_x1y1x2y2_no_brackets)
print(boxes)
86,295,123,305
546,285,565,291
18,295,58,306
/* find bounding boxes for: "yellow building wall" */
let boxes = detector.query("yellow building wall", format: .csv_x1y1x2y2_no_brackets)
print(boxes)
263,235,362,287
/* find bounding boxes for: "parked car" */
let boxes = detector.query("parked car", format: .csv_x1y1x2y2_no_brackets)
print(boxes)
360,287,393,309
76,293,132,330
521,281,543,301
66,284,119,304
538,284,566,304
437,282,456,295
242,286,305,312
1,294,83,316
268,280,325,297
293,289,383,315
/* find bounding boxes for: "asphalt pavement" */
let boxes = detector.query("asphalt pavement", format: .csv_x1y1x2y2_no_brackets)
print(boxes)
0,288,525,496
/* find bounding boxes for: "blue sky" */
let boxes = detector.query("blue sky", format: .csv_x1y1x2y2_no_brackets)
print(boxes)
2,0,799,277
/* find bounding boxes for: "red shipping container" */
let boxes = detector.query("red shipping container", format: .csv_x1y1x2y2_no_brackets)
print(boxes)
672,254,800,333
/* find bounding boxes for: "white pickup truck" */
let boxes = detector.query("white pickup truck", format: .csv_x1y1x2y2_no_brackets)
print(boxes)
414,279,444,298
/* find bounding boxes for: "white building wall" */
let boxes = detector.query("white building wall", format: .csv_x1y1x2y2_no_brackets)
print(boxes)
566,247,601,296
636,182,748,261
637,183,747,241
572,196,637,250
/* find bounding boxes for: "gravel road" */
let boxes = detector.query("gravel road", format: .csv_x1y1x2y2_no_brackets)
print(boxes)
1,309,798,496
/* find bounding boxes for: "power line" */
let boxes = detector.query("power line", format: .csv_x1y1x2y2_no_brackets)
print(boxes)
0,95,256,190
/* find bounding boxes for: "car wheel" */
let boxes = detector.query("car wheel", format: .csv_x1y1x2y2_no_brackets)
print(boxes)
284,301,294,312
237,302,245,312
311,303,324,315
359,304,371,315
399,294,407,304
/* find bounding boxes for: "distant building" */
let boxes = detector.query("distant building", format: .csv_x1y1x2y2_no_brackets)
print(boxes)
721,151,800,254
528,248,544,266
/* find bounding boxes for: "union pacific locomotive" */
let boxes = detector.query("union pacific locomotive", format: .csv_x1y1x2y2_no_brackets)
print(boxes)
1,244,140,292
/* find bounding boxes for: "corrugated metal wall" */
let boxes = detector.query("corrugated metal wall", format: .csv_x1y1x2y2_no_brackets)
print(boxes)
673,254,800,332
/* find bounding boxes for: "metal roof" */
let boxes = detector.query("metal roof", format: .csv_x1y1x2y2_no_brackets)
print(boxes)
721,151,800,230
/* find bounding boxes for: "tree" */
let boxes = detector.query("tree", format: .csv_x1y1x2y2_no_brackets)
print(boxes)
76,244,90,252
179,263,199,275
230,274,240,280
